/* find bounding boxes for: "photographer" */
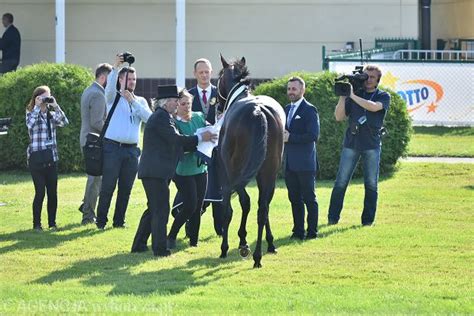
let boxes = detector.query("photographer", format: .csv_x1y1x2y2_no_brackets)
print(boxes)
96,53,151,230
328,65,390,226
26,86,69,231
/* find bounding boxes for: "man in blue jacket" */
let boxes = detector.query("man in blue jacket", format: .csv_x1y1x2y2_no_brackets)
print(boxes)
284,76,320,240
0,13,21,74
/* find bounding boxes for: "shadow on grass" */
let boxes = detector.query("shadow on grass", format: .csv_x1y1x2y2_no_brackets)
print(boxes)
33,221,362,297
0,223,103,255
34,246,241,296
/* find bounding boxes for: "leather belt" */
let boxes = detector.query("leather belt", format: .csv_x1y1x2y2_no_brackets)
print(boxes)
104,138,137,148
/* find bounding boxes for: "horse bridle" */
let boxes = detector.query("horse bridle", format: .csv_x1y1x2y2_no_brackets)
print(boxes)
217,70,248,112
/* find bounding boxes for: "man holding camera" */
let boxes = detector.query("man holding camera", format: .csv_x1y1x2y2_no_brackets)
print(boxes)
95,53,151,230
328,65,390,226
79,63,112,225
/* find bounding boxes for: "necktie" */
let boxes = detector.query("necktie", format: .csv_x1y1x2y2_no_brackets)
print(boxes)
202,89,207,104
287,104,295,127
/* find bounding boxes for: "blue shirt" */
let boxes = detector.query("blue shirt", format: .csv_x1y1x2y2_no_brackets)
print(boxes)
343,89,390,150
104,68,151,144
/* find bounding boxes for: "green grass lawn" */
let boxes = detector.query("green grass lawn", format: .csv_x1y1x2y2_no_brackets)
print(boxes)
1,163,473,314
408,126,474,157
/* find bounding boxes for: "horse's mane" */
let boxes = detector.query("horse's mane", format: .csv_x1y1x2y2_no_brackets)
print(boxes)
219,59,251,85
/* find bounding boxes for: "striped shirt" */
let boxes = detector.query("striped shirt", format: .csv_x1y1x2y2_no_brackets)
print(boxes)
26,105,69,162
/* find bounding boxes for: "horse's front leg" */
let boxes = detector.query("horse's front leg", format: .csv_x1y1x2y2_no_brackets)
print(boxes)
237,188,251,258
220,191,232,259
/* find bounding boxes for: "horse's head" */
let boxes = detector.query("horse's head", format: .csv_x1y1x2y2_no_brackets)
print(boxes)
217,54,250,106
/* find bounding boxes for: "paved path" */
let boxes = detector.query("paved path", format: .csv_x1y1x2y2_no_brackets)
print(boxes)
402,157,474,164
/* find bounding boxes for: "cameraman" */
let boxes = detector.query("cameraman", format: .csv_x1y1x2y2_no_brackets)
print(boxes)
95,53,152,229
328,65,390,226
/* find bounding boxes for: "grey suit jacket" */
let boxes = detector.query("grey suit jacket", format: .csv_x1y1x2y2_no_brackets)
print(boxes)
80,81,106,148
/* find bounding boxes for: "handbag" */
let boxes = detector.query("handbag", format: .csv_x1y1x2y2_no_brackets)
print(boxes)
29,148,54,169
29,112,54,169
84,93,120,176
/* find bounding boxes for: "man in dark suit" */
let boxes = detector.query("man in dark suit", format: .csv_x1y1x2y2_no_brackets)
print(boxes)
186,58,223,235
131,85,217,257
188,58,219,124
284,76,320,240
0,13,21,74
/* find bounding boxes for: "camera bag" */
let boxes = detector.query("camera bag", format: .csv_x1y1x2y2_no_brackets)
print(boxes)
84,93,120,176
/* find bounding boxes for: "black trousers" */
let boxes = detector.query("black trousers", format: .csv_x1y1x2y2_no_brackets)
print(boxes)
285,169,319,237
29,162,58,228
132,178,170,255
169,173,207,245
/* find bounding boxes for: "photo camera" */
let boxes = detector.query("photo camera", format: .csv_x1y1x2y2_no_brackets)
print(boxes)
334,66,368,97
0,117,12,135
122,52,135,64
42,96,54,104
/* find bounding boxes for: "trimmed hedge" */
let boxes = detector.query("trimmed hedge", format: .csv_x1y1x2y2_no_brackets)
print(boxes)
0,63,93,172
253,71,412,179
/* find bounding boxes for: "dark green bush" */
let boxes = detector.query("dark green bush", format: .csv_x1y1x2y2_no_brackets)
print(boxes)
253,71,412,179
0,63,93,172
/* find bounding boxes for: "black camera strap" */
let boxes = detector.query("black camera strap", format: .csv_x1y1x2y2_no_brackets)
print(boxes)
98,92,121,143
46,111,52,140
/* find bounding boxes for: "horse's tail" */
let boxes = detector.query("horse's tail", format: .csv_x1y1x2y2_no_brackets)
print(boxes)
222,104,268,192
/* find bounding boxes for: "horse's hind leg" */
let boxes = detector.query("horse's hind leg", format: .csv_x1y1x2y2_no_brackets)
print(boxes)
220,190,232,259
265,217,277,254
237,188,251,257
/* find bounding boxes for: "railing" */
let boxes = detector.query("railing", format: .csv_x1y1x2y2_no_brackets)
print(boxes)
393,49,474,61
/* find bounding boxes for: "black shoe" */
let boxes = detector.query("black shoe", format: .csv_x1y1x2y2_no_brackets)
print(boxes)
189,241,198,247
33,225,43,231
362,222,374,227
290,233,304,240
328,219,339,226
131,245,149,253
96,224,105,230
305,233,318,240
154,249,171,257
167,238,177,249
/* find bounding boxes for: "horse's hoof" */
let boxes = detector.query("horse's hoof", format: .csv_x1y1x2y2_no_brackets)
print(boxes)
267,246,278,254
253,262,262,268
239,245,251,258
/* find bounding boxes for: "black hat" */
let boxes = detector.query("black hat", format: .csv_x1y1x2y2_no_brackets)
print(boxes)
156,85,179,100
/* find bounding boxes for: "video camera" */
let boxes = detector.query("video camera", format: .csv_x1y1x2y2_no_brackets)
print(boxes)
334,66,368,97
0,117,12,135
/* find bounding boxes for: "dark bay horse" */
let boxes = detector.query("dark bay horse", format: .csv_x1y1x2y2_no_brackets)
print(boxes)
217,55,285,268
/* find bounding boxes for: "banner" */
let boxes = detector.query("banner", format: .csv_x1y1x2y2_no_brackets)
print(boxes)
329,62,474,126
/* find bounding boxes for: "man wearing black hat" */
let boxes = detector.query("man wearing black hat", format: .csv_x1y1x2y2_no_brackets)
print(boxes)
131,85,217,257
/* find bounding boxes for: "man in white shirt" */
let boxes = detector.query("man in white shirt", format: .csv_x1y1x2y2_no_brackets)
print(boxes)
96,53,152,229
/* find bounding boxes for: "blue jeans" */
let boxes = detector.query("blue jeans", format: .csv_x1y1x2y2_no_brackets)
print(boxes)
96,142,140,228
328,146,381,225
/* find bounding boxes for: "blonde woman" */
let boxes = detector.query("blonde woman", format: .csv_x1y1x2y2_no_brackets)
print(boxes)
26,86,69,231
168,89,208,248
